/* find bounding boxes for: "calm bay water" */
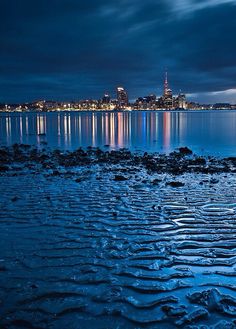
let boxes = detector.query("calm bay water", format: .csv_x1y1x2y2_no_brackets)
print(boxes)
1,110,236,156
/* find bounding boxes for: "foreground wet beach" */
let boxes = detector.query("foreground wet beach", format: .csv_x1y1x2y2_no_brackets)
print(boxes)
1,144,236,328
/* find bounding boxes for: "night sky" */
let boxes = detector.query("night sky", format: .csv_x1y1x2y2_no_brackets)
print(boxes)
1,0,236,103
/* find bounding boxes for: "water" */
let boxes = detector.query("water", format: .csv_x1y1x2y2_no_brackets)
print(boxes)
1,110,236,156
1,110,236,328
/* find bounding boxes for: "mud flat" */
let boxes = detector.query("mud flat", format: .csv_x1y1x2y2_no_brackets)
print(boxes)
0,144,236,328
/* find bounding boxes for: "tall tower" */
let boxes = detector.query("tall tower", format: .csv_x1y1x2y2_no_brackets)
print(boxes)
164,71,169,97
163,71,173,109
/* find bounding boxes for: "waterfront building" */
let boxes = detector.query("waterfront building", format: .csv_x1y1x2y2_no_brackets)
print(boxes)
117,87,128,108
176,93,187,109
134,94,157,109
146,94,157,103
99,93,117,110
102,93,111,104
213,103,231,109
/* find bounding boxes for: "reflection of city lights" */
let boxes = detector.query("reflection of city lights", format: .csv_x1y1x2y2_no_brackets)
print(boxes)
110,113,115,147
26,116,29,135
155,113,159,141
57,114,61,147
117,113,124,148
92,113,97,147
179,112,186,140
101,114,104,137
105,114,109,145
58,114,61,136
19,116,23,142
1,110,236,156
128,112,132,142
139,112,147,144
163,112,171,150
123,112,130,146
37,114,46,135
63,114,71,148
68,115,71,136
64,115,67,135
78,115,81,144
6,116,11,144
64,115,68,147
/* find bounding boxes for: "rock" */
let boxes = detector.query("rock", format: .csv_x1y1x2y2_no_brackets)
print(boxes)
1,144,236,176
152,178,162,185
210,178,219,184
179,147,193,155
0,165,9,172
187,288,221,309
75,177,85,183
184,325,209,329
30,284,38,289
191,157,206,165
187,288,236,316
0,149,8,157
166,181,185,187
214,320,236,329
11,196,20,202
162,305,187,317
52,170,60,176
176,308,209,326
114,175,128,181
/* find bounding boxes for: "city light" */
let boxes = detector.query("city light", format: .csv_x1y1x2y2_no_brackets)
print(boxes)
1,73,235,112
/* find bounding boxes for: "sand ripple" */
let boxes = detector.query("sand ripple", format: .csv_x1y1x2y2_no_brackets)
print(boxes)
0,164,236,328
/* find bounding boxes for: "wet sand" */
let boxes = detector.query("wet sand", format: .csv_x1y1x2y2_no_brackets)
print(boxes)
0,145,236,328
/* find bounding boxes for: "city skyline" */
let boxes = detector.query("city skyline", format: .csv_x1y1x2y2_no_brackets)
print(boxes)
0,1,236,103
1,71,236,109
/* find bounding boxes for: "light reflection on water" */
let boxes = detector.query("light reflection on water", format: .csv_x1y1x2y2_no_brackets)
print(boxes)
0,110,236,156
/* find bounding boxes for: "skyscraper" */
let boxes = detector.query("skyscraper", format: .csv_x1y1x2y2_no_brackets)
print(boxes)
177,93,187,109
117,87,128,108
163,72,173,109
164,71,169,97
102,93,111,104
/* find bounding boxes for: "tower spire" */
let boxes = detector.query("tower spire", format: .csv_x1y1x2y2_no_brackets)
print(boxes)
164,71,168,96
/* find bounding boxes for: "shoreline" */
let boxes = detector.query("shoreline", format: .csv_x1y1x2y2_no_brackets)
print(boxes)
1,108,236,114
1,144,236,175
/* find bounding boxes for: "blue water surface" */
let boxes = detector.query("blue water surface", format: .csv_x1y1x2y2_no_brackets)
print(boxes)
0,110,236,156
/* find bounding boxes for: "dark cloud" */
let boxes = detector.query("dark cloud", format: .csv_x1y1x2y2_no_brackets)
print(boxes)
0,0,236,103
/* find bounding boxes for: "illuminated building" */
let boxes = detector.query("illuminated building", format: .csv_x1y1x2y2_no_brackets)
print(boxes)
134,94,157,109
176,93,187,109
117,87,128,108
146,94,156,103
102,93,111,104
163,72,173,109
213,103,231,109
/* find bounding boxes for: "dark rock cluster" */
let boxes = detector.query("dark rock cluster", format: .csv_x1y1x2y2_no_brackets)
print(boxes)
0,143,236,175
